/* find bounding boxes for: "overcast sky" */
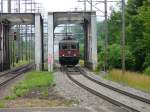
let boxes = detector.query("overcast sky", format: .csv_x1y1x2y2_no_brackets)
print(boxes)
0,0,122,19
38,0,120,17
38,0,78,12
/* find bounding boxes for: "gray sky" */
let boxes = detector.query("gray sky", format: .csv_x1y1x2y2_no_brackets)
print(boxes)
38,0,78,12
38,0,120,17
0,0,122,19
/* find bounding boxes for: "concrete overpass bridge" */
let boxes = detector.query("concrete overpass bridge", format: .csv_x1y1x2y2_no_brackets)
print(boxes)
0,11,97,72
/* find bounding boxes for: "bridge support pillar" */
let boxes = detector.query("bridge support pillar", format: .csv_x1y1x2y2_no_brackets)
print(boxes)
91,14,97,70
0,20,10,71
35,14,44,71
85,14,97,70
48,13,54,72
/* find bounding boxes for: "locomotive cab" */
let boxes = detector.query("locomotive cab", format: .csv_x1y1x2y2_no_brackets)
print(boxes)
59,38,79,66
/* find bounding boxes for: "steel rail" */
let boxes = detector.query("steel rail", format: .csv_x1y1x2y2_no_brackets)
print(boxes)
76,67,150,104
0,64,32,77
64,67,146,112
0,64,32,88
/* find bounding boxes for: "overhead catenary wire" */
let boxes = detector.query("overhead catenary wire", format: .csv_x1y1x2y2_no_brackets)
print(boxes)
82,0,104,13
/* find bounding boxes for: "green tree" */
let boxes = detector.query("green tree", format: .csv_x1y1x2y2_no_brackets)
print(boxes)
126,0,147,15
108,11,121,44
126,0,150,70
97,0,150,71
137,1,150,68
98,44,135,70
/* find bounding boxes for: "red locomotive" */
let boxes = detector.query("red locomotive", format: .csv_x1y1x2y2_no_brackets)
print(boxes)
59,36,79,66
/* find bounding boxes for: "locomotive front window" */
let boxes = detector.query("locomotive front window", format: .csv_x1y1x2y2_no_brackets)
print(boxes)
62,44,68,50
71,44,76,49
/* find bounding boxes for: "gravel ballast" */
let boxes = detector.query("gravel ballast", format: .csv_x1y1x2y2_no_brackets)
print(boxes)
54,71,129,112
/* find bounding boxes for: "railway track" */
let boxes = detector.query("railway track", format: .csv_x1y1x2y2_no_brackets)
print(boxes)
77,67,150,104
0,64,33,88
63,66,150,112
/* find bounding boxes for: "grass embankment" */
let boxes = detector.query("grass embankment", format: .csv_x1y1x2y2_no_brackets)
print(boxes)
2,71,76,108
105,69,150,92
6,71,54,99
0,101,6,108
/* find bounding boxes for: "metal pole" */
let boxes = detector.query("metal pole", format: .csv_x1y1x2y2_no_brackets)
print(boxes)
121,0,125,74
30,0,32,62
13,36,15,66
84,0,86,11
1,0,3,12
24,0,28,61
21,26,23,60
18,0,21,61
104,0,108,72
8,0,11,13
25,25,28,60
31,0,32,12
18,0,20,12
90,0,92,11
1,22,4,71
29,0,33,62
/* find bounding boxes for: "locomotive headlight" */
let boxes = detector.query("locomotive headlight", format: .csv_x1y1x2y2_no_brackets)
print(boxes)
73,54,76,56
62,54,65,56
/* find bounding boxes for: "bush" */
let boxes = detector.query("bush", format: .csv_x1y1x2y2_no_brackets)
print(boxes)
4,95,17,100
14,88,28,97
144,67,150,75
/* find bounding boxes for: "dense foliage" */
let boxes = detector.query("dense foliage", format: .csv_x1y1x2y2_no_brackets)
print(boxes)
97,0,150,72
98,44,135,70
